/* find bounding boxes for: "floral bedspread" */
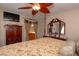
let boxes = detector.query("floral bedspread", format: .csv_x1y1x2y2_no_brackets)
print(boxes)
0,38,66,56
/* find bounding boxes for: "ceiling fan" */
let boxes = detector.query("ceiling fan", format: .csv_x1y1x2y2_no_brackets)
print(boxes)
18,3,53,16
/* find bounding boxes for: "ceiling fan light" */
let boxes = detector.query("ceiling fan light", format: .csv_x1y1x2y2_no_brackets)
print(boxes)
32,4,40,11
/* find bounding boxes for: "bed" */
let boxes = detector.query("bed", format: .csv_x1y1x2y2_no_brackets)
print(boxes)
0,37,66,56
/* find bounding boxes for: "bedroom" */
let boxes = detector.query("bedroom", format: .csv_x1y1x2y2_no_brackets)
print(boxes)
0,3,79,56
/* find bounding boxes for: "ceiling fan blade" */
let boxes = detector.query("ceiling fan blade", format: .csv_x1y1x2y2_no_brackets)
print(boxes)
29,3,34,5
40,8,50,14
25,3,33,7
40,3,53,8
45,3,53,6
18,7,32,9
32,10,38,16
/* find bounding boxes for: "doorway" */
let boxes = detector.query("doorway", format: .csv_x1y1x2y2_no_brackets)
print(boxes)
25,19,38,40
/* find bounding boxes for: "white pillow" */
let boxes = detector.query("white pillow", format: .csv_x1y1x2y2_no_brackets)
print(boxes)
59,41,75,56
67,41,75,47
77,40,79,47
76,40,79,54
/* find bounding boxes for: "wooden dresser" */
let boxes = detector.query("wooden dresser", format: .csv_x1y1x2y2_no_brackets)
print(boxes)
5,25,22,45
29,32,36,40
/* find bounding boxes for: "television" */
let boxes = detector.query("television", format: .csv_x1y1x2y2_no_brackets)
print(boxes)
4,12,20,22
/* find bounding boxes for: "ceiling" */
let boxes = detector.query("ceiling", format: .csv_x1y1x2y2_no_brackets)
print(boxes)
0,3,79,16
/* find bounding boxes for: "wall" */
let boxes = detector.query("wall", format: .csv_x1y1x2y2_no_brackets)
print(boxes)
0,9,26,46
46,8,79,41
36,14,44,38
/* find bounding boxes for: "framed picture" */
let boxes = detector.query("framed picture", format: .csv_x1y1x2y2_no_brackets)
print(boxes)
4,12,20,22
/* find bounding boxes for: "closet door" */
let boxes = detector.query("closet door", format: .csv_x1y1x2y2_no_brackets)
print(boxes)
6,25,22,45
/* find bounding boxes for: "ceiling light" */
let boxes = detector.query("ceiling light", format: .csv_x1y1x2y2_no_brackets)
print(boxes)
32,3,40,11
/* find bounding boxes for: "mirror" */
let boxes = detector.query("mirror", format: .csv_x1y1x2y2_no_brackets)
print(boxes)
47,18,65,38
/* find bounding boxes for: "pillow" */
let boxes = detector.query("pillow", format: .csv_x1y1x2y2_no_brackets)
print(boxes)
67,41,75,47
59,41,75,56
76,40,79,55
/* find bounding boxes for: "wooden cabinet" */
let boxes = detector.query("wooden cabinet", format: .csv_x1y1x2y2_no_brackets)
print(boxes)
29,33,35,40
5,25,22,45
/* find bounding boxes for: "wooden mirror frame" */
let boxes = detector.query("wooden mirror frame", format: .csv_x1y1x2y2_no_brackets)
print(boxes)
47,18,66,39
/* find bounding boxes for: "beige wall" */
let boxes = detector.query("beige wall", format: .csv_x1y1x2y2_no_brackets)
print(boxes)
36,16,44,38
0,9,27,46
46,8,79,41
